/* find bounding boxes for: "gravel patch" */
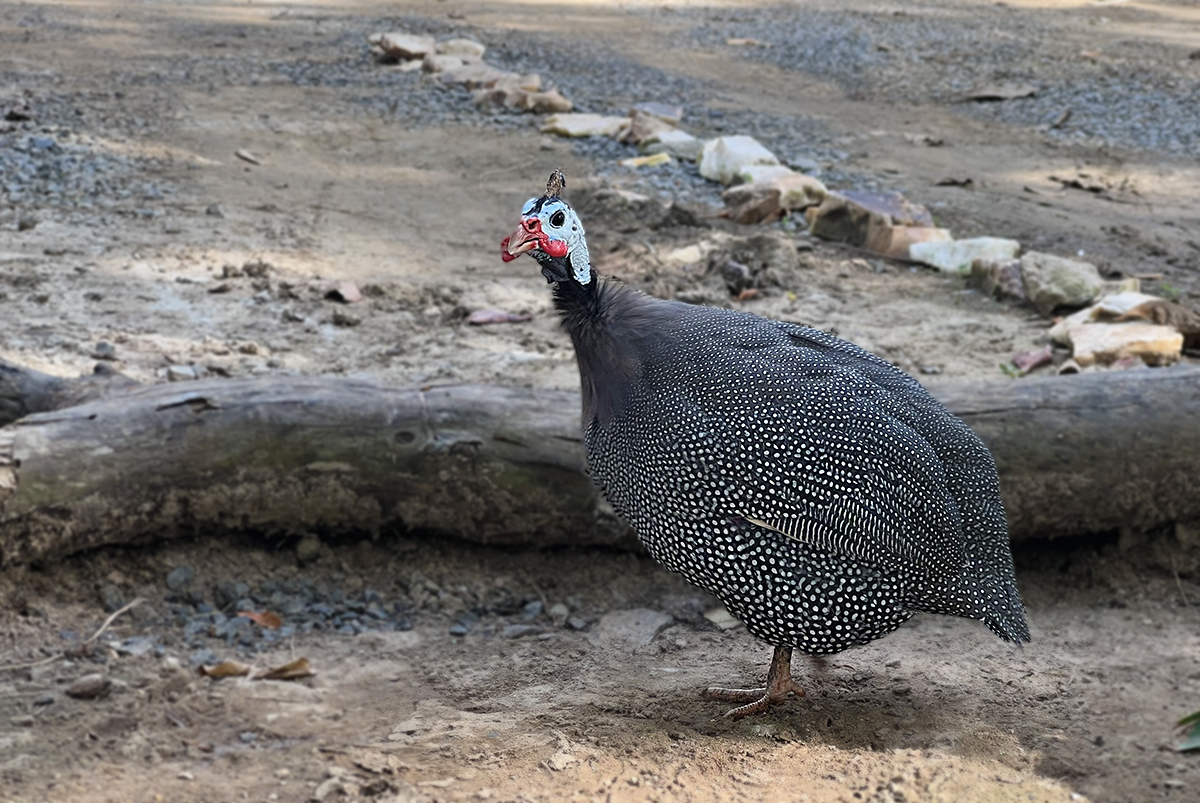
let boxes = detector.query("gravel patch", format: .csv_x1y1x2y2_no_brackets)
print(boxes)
690,4,1200,157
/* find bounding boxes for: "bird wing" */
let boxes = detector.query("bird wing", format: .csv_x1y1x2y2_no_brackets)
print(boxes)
730,401,969,580
665,316,974,579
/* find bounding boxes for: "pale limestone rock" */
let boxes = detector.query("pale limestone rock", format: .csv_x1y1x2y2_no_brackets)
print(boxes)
1068,323,1183,367
434,63,512,89
619,110,675,144
909,237,1021,274
422,54,463,73
436,38,486,59
698,135,781,185
771,173,828,210
721,172,828,225
1049,291,1187,345
1020,251,1105,315
631,101,683,125
619,153,672,168
640,129,703,161
541,113,631,138
735,164,794,185
374,33,436,61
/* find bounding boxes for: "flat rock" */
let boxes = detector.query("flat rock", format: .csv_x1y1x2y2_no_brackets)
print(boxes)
422,54,464,73
541,113,630,138
67,673,111,700
865,225,952,260
476,85,571,114
698,135,781,185
1020,251,1105,315
435,38,486,59
435,63,512,89
594,609,673,650
373,32,436,61
640,129,703,161
721,172,827,224
1068,322,1183,367
619,110,676,145
735,164,794,186
806,190,935,248
909,237,1021,274
840,190,934,227
1049,291,1173,345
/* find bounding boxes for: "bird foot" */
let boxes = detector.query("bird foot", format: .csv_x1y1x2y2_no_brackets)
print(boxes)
705,679,806,719
704,646,805,719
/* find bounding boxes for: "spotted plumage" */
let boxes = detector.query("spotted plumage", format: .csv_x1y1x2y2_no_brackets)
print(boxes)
502,174,1029,717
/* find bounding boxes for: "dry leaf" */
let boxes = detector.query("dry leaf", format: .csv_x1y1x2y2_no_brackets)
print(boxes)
254,656,315,681
238,610,283,628
726,37,770,47
199,660,252,679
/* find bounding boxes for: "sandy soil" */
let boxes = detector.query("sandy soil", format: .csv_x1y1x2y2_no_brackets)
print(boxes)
2,1,1199,802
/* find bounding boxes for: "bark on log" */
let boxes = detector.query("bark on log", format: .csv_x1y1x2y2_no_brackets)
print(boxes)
2,360,1199,566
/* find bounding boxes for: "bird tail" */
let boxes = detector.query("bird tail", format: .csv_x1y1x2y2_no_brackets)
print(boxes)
982,579,1030,645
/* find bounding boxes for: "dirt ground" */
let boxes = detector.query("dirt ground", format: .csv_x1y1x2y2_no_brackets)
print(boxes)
2,1,1200,801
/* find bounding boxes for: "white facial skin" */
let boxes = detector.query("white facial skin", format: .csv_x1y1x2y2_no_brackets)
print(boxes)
503,197,592,285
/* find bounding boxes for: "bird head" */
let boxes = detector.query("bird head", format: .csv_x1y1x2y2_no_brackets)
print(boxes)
501,170,592,286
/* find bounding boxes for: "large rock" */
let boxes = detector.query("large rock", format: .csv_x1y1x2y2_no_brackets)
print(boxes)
721,172,829,225
1068,323,1183,367
909,237,1021,274
541,113,630,138
640,129,703,162
1020,251,1105,315
619,110,675,145
806,190,934,249
698,136,781,185
1048,291,1187,345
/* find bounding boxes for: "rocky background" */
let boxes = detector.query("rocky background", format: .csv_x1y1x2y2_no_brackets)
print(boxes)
1,1,1199,802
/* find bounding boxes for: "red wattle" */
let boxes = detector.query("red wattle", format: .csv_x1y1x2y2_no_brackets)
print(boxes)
544,239,568,258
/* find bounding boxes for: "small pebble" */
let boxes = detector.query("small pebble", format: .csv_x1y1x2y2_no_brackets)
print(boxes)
503,624,544,639
165,564,196,591
66,673,111,700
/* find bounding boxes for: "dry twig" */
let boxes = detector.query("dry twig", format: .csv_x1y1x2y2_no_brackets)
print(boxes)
0,597,145,672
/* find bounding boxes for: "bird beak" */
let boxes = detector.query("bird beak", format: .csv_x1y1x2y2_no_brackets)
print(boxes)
501,217,542,263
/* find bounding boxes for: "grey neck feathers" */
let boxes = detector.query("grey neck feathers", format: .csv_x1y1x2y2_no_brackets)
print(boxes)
552,274,676,427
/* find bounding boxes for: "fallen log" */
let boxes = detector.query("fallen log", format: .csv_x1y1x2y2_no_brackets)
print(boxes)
2,360,1199,566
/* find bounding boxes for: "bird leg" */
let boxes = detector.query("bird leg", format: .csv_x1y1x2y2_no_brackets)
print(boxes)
705,646,806,718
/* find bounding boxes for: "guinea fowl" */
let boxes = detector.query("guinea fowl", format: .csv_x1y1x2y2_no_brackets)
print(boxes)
502,171,1029,718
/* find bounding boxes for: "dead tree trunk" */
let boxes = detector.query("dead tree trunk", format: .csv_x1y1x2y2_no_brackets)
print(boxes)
2,358,1199,566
